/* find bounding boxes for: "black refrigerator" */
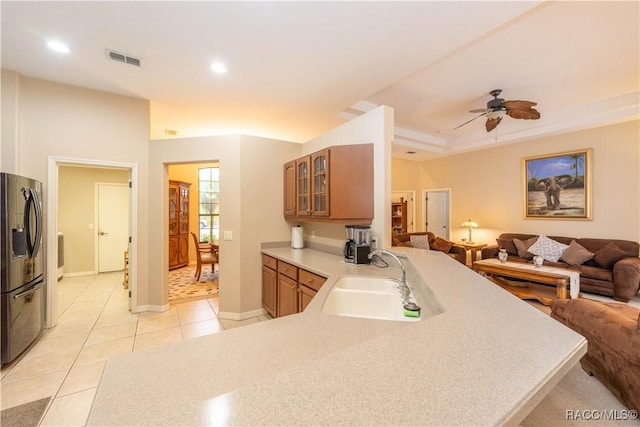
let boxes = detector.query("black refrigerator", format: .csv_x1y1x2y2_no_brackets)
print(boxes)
1,172,46,365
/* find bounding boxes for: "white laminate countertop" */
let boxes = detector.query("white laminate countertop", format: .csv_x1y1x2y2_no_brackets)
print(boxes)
88,247,586,426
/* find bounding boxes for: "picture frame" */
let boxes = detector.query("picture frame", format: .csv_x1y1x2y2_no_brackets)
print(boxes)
523,149,592,220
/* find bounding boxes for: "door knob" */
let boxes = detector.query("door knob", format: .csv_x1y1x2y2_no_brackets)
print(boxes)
99,231,108,236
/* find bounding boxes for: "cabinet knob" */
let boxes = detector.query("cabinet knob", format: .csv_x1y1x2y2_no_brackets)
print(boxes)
308,279,313,283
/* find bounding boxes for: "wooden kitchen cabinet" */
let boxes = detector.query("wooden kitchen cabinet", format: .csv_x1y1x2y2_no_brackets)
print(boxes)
298,269,327,312
283,161,296,217
311,149,329,216
283,144,373,223
277,260,298,317
295,157,311,216
261,254,327,318
261,255,278,318
298,285,317,313
169,180,191,270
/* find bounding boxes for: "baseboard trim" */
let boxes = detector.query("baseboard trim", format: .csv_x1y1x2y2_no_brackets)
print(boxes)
62,271,96,278
218,308,267,320
134,304,170,313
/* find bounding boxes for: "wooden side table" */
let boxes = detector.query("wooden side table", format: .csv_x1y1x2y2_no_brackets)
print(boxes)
457,242,487,265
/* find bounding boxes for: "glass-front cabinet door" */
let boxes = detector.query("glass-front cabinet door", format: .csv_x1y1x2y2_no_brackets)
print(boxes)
311,149,329,216
169,185,178,235
179,184,190,234
296,157,310,216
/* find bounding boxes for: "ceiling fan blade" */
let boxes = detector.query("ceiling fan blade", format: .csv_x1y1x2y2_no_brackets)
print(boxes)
502,100,537,109
452,112,488,131
469,108,492,113
503,100,541,120
485,116,502,132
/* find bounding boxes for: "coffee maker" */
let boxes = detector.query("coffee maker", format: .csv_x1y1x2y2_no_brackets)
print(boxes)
344,225,371,264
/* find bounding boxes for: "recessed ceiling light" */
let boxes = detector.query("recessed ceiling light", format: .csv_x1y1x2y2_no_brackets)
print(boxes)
210,61,228,74
47,40,70,54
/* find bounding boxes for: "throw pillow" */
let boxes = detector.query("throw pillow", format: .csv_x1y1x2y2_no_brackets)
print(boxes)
410,234,430,249
527,235,569,262
560,240,594,265
593,242,628,269
513,237,537,259
497,238,518,256
431,237,454,253
427,232,437,245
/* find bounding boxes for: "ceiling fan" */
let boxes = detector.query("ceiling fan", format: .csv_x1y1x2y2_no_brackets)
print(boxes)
454,89,540,132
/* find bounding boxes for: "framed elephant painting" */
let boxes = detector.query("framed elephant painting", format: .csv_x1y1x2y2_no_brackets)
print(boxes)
523,149,592,219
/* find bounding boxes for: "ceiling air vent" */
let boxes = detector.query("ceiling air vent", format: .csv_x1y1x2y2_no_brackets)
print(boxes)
106,49,141,68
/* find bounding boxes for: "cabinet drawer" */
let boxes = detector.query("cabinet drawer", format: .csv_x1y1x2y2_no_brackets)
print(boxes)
278,261,298,280
299,269,327,292
262,254,277,270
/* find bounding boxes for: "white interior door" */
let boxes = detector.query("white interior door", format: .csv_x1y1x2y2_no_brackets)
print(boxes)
425,190,450,240
97,183,130,272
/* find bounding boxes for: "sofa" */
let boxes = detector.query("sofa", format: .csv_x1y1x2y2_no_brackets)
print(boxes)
392,232,466,264
551,298,640,411
481,233,640,302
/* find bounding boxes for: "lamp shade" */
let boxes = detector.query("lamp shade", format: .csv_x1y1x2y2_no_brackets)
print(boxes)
461,219,478,244
461,219,478,229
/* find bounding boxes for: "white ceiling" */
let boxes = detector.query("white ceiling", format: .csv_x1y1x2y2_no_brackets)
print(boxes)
2,1,638,161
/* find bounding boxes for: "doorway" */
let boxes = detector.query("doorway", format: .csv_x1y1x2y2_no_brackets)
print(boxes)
423,189,451,240
47,157,138,328
167,162,220,303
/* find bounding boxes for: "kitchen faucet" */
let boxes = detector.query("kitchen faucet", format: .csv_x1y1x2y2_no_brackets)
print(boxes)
368,249,410,300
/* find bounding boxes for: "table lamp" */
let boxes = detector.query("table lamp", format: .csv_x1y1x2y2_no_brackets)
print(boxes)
461,219,478,244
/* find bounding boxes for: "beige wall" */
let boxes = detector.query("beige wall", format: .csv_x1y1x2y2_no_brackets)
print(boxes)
149,135,300,316
299,105,394,249
392,120,640,245
1,70,150,318
58,166,130,274
1,70,19,173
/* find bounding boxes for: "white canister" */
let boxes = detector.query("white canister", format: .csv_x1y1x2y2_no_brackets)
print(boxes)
292,225,304,249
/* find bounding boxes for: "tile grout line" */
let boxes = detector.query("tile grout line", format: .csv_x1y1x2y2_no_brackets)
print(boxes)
40,272,125,426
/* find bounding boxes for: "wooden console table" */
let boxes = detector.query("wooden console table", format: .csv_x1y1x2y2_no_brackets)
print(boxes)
473,258,580,299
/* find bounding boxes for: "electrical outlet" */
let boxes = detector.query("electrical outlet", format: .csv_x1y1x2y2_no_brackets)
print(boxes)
223,231,233,241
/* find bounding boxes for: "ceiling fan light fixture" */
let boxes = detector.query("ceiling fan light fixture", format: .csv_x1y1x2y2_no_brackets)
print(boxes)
486,110,505,120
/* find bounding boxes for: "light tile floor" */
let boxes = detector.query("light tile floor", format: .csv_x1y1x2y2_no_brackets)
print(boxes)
0,271,272,426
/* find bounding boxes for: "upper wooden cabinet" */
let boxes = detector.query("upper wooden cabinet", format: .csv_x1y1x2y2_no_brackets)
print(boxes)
295,157,310,216
311,149,329,216
284,144,373,223
283,161,296,217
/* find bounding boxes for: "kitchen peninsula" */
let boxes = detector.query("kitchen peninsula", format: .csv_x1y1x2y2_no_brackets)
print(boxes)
88,246,586,426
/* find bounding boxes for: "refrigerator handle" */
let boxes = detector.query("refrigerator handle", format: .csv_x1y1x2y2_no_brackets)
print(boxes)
24,188,43,258
13,279,45,300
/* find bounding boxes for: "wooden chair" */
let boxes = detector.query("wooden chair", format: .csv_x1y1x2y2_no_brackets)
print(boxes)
191,232,218,281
